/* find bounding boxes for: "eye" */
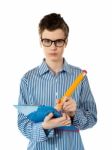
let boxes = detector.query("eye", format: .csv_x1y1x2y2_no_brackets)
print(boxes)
56,39,64,43
41,39,52,47
43,39,51,43
55,39,65,46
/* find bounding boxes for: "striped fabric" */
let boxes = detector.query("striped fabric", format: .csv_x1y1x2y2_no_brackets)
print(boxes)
18,58,97,150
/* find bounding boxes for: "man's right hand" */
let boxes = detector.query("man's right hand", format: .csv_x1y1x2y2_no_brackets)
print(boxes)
42,113,71,129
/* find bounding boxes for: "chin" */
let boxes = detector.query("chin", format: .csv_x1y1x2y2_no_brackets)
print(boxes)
51,56,63,62
50,58,59,62
47,56,59,61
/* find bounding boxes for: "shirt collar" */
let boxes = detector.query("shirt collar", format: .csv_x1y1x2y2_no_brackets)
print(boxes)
38,58,72,76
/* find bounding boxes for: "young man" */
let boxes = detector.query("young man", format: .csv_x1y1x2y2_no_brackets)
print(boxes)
18,13,97,150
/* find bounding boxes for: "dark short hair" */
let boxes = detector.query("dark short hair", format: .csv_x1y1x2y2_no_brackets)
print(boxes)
38,13,69,38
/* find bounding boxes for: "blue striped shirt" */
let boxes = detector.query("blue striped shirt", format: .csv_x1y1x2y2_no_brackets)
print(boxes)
18,58,97,150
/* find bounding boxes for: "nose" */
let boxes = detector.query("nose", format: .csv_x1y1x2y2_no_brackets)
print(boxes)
50,42,57,49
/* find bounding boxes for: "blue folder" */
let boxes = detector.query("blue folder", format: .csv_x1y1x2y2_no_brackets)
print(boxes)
14,105,79,132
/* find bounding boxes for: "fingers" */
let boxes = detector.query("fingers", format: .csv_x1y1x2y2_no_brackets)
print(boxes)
62,96,70,103
63,103,71,109
43,112,71,129
66,114,71,120
44,112,68,123
58,113,67,121
54,113,71,126
44,113,53,122
62,97,77,112
63,105,72,111
56,113,70,123
55,99,62,111
56,99,61,104
61,115,71,126
62,97,72,108
62,120,71,126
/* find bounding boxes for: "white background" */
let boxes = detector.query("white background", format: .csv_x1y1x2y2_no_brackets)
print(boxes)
0,0,112,149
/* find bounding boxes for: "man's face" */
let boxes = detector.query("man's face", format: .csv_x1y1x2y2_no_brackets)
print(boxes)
40,29,67,62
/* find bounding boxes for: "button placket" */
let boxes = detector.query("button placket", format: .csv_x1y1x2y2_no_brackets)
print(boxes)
54,76,59,150
55,77,59,104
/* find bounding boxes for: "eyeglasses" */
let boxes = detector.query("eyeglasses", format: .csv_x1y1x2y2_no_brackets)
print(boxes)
41,38,66,47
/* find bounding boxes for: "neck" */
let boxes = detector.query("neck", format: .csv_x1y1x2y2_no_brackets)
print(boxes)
45,58,64,74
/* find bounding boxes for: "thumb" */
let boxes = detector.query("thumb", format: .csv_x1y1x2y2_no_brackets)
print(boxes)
56,99,61,104
44,113,53,122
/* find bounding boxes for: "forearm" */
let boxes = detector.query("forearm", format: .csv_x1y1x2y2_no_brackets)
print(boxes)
18,113,54,142
71,75,97,130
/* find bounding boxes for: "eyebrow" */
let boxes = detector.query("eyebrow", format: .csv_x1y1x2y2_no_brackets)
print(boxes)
41,38,66,41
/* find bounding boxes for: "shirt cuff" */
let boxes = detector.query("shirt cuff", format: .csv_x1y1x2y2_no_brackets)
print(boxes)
32,123,54,141
32,123,48,141
72,109,87,129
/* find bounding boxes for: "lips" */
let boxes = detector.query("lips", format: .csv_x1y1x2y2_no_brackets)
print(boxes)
49,53,58,55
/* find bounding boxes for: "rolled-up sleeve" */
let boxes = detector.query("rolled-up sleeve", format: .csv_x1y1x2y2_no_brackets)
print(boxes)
72,76,97,130
17,77,54,142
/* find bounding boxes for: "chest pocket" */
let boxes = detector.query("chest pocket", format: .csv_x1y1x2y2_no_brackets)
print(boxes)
27,77,55,106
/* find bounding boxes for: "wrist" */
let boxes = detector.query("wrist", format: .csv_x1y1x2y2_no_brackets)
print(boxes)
68,111,76,117
42,122,52,130
42,122,46,129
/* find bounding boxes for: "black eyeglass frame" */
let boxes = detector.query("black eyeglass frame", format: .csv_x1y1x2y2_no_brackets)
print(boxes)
41,38,67,47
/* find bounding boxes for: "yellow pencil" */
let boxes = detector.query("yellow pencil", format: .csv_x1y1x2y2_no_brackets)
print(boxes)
55,70,87,110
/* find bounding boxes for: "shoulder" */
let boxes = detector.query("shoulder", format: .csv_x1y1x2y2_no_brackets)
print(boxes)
21,66,40,81
68,64,83,75
68,64,89,83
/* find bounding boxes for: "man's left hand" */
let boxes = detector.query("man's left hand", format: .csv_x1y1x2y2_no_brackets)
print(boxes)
62,96,77,117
